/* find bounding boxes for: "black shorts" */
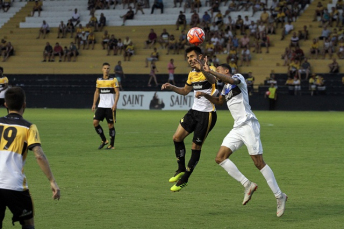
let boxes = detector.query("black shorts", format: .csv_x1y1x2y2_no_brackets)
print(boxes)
0,98,4,107
94,107,114,123
0,189,34,227
180,109,217,145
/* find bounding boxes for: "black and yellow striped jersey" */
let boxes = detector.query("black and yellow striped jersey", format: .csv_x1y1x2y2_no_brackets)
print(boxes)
96,77,119,108
0,76,8,89
0,113,41,191
186,66,217,112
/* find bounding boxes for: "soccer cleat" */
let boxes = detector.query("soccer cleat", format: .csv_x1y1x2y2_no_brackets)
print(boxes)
168,171,185,183
242,182,258,205
170,182,188,192
276,193,288,217
105,145,115,150
98,140,109,149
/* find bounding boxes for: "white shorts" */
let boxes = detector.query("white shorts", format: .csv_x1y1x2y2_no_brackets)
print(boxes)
221,119,263,155
168,73,174,80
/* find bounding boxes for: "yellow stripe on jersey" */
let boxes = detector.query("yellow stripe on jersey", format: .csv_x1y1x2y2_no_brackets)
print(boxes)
0,76,8,88
201,112,213,146
96,77,119,90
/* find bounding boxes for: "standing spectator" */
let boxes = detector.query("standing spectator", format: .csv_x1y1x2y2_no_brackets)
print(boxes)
31,0,42,17
167,58,176,85
151,0,164,14
266,83,277,110
107,34,118,55
298,58,311,80
2,42,14,62
57,21,67,39
123,42,134,61
246,71,255,96
176,11,187,31
102,30,110,50
42,42,53,62
51,42,63,62
114,61,125,91
36,20,50,39
70,8,81,26
328,58,339,73
0,67,8,107
145,47,159,67
98,13,106,32
147,60,159,87
145,28,157,49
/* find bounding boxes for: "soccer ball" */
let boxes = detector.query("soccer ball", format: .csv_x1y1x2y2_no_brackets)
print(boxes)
187,27,205,46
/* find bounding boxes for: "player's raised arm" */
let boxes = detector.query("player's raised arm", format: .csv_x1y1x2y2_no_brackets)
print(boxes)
194,56,216,84
195,91,225,106
161,83,193,95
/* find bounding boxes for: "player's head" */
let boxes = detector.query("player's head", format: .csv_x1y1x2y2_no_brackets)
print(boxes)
5,87,26,113
185,46,203,68
217,64,232,75
102,62,110,77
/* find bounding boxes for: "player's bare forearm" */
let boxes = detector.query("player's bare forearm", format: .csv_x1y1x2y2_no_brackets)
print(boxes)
92,89,99,106
33,146,56,182
161,83,191,95
202,70,216,84
196,92,225,106
114,88,120,110
209,70,240,85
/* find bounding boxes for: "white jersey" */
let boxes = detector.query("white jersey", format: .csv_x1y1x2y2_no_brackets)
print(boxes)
221,74,258,128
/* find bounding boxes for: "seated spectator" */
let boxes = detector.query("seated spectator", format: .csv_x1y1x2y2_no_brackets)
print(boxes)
151,0,164,14
178,30,187,50
226,46,238,64
135,0,145,14
308,74,317,96
260,31,270,53
293,76,301,95
267,73,277,86
120,7,134,26
102,30,110,50
94,0,105,10
145,29,157,49
260,8,269,24
84,23,93,37
207,0,220,17
75,24,84,45
229,58,238,74
32,0,42,17
123,36,132,50
224,15,235,32
252,0,264,17
42,42,53,62
266,15,276,34
319,26,331,40
292,47,304,62
63,46,69,61
285,76,295,94
328,58,339,73
291,2,300,22
322,37,333,59
174,0,183,7
66,42,79,62
89,13,98,31
275,9,286,29
107,34,118,55
201,11,212,27
235,15,244,35
2,42,14,62
336,0,344,10
36,20,50,39
310,38,320,59
239,33,250,49
298,58,311,80
79,31,88,50
51,42,63,62
288,59,301,79
190,11,200,27
211,54,220,66
257,21,266,38
122,0,136,9
281,20,293,40
158,28,170,49
193,0,201,13
320,8,330,27
117,38,124,55
98,13,106,32
70,8,81,26
329,6,340,27
2,0,11,12
176,11,186,31
205,40,215,57
145,47,159,67
331,28,339,47
242,16,251,34
313,1,324,21
240,46,251,67
337,44,344,59
282,46,292,66
114,60,124,90
289,32,299,48
123,42,134,61
87,32,96,50
166,35,178,55
57,21,67,39
248,21,258,37
299,25,309,41
213,10,224,28
66,19,75,38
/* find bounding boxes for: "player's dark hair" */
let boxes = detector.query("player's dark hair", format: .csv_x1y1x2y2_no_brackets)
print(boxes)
5,87,26,111
103,62,110,67
185,46,203,56
219,63,232,75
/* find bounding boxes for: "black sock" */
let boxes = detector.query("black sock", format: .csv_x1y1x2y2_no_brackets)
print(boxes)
174,141,186,172
178,149,201,185
109,127,115,146
95,125,106,142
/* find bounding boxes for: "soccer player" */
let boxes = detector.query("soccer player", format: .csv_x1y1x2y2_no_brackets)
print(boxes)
0,67,8,107
195,61,288,217
92,63,120,150
161,46,218,192
0,87,60,229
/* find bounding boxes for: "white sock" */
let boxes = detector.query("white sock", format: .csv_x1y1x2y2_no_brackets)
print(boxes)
219,159,249,186
260,164,282,198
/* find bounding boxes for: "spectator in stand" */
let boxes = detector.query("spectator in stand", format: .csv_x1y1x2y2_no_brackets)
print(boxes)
248,20,258,37
145,28,157,49
260,8,269,24
63,46,69,61
226,46,238,64
190,10,200,27
120,7,134,26
281,20,293,40
319,26,331,40
66,42,78,62
224,15,235,32
174,0,183,7
102,30,110,50
122,0,136,9
178,30,187,50
328,58,339,73
66,19,75,38
176,11,187,31
158,28,170,49
145,47,159,67
257,21,266,38
114,60,124,91
299,57,311,80
205,40,215,57
94,0,105,10
289,32,299,48
310,38,320,59
123,36,132,50
51,42,63,62
135,0,145,14
285,76,295,94
266,15,276,34
117,38,124,55
123,42,134,61
98,13,106,32
36,20,50,39
329,6,339,27
275,9,286,29
282,46,292,66
252,0,263,17
331,28,339,47
201,11,211,27
214,10,224,28
229,58,238,74
151,0,164,14
207,0,220,17
235,15,244,35
2,0,11,12
293,76,301,95
320,8,330,28
42,42,53,62
288,59,301,79
70,8,81,26
167,58,176,85
107,34,118,55
299,25,309,41
313,1,324,21
260,31,270,53
242,15,251,34
79,31,88,50
87,32,96,50
337,43,344,59
147,60,158,87
322,37,333,59
57,21,67,39
75,24,84,45
308,74,317,96
31,0,42,17
2,42,14,62
239,33,250,49
240,46,251,67
246,71,255,96
166,35,178,55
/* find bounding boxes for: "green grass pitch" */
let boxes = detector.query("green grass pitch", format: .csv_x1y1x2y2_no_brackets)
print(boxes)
2,109,344,229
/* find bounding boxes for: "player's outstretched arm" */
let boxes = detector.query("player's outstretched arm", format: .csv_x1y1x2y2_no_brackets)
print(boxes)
92,88,99,111
161,83,192,95
32,146,60,200
195,91,225,106
194,56,216,84
209,70,241,85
